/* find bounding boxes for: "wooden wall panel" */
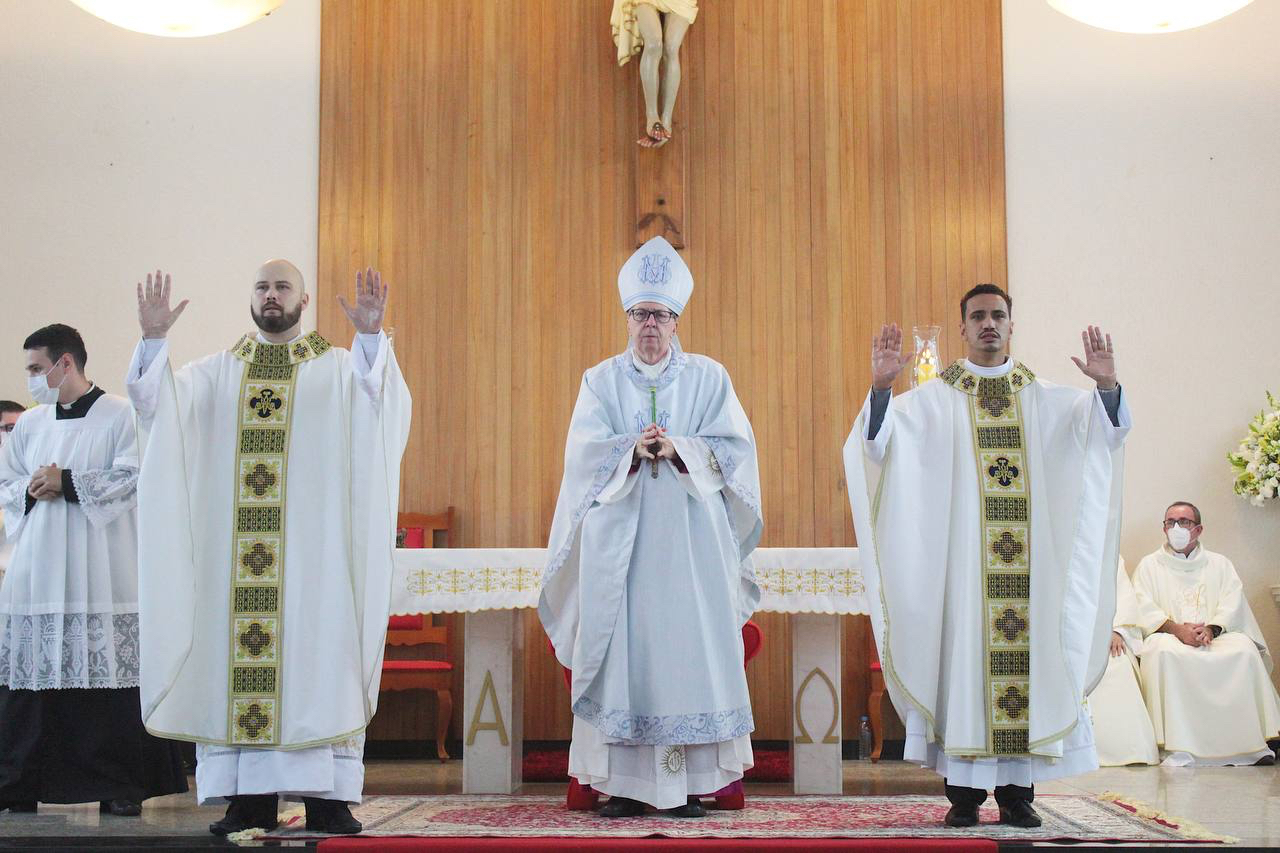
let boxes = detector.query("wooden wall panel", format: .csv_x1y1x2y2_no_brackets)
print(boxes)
319,0,1006,744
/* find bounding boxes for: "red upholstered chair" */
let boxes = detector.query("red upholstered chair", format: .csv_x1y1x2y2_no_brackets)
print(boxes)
559,620,764,811
381,509,456,761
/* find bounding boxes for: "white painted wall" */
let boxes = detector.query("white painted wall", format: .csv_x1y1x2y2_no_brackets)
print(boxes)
0,0,320,401
4,0,1278,672
1003,1,1280,664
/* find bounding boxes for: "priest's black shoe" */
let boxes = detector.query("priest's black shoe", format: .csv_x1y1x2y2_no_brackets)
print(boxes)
944,804,980,827
208,794,279,836
999,800,1042,828
599,796,645,818
303,797,362,834
100,799,142,817
0,801,37,814
667,797,707,818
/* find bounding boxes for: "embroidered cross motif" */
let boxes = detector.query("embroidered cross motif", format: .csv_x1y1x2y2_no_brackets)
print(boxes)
243,463,277,497
291,342,309,360
994,608,1028,643
996,685,1029,720
987,456,1020,487
248,388,284,419
960,375,977,391
237,703,272,739
979,395,1012,418
241,543,274,575
991,531,1025,563
238,622,272,657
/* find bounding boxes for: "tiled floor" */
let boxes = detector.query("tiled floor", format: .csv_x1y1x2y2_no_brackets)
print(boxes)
0,759,1275,846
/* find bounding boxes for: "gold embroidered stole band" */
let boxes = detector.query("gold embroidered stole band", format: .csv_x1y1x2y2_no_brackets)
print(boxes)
226,332,331,746
941,360,1036,755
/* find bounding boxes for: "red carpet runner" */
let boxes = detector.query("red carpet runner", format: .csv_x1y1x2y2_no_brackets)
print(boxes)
319,839,992,852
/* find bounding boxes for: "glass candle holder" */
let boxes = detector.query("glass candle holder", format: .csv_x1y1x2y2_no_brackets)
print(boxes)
912,325,941,388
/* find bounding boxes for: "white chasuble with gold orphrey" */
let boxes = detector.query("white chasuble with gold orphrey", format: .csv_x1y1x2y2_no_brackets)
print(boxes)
127,330,410,750
844,358,1128,772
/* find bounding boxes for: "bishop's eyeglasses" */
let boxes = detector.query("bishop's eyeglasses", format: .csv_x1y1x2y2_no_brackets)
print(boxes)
1162,518,1198,529
626,308,679,325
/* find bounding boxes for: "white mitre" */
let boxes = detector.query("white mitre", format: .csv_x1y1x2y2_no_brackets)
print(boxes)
618,236,694,314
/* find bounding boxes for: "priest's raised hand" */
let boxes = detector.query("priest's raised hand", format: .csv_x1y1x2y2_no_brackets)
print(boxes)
871,323,917,391
1070,325,1118,390
136,269,189,339
339,267,388,334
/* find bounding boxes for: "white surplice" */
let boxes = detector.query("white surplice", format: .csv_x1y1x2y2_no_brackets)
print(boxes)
844,358,1130,789
0,391,141,690
540,342,762,809
1088,559,1159,766
1132,545,1280,766
126,331,410,803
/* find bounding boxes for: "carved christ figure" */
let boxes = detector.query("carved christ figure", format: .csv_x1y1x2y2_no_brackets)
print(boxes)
611,0,698,148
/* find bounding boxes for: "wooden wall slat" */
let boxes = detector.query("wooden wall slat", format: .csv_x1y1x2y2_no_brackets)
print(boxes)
319,0,1007,744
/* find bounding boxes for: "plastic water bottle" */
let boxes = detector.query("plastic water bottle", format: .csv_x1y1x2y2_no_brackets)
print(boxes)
858,715,873,760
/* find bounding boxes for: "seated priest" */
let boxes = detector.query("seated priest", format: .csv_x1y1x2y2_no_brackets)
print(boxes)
1132,501,1280,766
1088,558,1158,766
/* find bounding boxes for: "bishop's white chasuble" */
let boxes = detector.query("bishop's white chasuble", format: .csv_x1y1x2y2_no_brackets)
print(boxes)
845,358,1129,788
540,343,762,808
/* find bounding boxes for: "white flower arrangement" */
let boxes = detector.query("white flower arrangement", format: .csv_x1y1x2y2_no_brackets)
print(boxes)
1228,391,1280,507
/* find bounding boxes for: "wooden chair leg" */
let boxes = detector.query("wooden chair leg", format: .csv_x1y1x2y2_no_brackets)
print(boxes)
869,678,885,763
435,688,453,762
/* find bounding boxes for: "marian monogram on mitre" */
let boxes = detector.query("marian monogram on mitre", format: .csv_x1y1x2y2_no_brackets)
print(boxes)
639,253,673,289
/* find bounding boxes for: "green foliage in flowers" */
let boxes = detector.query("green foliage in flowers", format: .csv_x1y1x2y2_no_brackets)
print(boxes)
1228,391,1280,507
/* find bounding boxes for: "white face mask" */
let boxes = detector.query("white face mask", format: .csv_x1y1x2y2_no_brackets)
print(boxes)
1166,524,1194,551
27,360,66,406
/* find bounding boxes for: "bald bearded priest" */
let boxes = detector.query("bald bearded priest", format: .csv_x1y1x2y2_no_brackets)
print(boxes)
125,263,410,835
844,284,1131,829
540,237,762,818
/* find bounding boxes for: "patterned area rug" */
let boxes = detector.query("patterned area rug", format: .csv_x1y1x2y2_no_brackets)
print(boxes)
252,794,1230,842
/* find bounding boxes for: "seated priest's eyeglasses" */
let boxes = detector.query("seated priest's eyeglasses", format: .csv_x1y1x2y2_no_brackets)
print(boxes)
1162,518,1198,529
626,307,679,325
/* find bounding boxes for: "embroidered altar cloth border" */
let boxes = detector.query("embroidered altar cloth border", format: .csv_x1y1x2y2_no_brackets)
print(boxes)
390,547,868,616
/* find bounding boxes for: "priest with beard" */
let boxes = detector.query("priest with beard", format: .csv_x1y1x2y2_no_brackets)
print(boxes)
126,262,410,835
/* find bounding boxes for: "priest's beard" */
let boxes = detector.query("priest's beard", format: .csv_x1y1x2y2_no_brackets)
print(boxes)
252,303,304,335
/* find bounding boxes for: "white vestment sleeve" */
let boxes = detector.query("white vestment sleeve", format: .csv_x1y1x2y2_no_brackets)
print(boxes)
70,406,140,529
1093,387,1132,451
597,449,640,504
669,436,725,501
349,331,389,404
1131,560,1174,635
861,389,894,464
125,338,170,427
0,424,32,539
1117,625,1144,656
